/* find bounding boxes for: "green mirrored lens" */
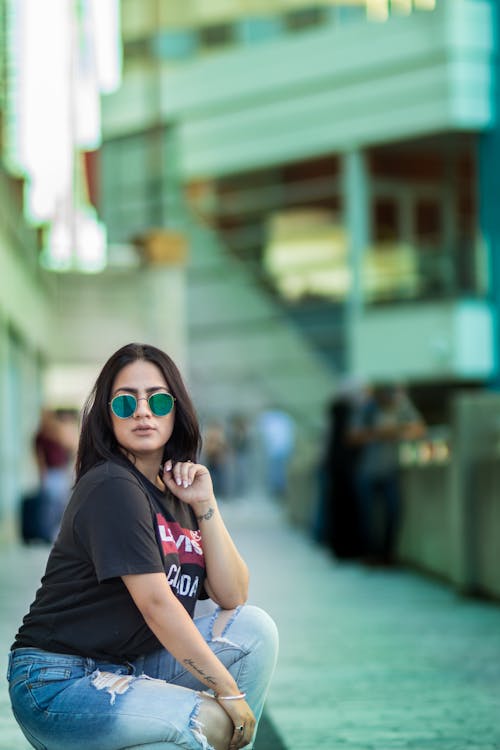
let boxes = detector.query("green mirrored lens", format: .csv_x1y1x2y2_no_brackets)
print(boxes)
111,394,136,418
149,392,174,416
111,393,174,418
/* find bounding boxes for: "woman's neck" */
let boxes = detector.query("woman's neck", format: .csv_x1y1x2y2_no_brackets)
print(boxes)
137,460,162,486
124,451,164,491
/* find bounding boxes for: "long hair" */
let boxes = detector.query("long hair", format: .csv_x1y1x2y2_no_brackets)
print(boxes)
75,343,201,482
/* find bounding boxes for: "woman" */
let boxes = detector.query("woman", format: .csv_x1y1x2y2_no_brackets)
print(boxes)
8,343,279,750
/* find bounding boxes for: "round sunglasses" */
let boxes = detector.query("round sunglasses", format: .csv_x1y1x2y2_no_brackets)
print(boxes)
110,392,175,419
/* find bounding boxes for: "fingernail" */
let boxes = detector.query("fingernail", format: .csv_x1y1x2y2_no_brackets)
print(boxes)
183,481,188,488
165,461,172,471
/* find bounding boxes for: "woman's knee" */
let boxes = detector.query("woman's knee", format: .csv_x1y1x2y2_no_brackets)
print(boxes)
213,604,277,643
231,605,279,663
245,605,278,641
196,696,232,750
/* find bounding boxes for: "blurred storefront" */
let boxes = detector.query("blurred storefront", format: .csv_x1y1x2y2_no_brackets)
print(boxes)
398,390,500,600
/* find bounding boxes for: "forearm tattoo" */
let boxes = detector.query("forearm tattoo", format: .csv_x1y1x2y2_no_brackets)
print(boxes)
196,506,214,522
183,658,217,686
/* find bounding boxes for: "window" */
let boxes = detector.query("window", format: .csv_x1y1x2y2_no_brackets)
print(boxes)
199,23,235,51
284,7,327,32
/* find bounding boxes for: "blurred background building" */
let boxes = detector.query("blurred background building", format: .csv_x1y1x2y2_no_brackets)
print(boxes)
1,0,499,595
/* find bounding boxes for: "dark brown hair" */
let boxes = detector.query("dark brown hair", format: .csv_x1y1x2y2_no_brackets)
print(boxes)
75,343,201,481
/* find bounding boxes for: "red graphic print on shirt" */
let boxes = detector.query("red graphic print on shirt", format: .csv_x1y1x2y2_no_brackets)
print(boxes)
156,514,204,563
156,513,206,602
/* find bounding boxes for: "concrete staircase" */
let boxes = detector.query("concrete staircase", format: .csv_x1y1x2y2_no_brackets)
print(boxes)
186,219,336,432
185,218,339,526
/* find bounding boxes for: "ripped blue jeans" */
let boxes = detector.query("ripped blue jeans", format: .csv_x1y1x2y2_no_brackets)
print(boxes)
7,604,278,750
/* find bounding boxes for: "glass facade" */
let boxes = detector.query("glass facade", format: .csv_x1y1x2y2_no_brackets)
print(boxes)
367,136,482,303
197,133,482,308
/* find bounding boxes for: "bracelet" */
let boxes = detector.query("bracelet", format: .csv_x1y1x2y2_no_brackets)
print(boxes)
216,692,246,701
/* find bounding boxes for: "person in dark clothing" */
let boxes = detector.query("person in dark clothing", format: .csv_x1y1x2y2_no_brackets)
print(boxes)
323,397,361,557
320,381,365,558
202,421,229,498
8,343,278,750
349,384,426,564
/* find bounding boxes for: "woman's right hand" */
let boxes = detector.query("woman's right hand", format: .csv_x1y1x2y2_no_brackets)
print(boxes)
217,697,256,749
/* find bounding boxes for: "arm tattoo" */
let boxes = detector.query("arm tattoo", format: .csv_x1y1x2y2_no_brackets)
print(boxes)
196,506,214,522
183,658,217,686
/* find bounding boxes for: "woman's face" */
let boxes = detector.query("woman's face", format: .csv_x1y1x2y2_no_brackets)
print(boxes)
110,359,175,462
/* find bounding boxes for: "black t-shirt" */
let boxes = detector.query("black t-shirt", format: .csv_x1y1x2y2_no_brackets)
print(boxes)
12,460,206,661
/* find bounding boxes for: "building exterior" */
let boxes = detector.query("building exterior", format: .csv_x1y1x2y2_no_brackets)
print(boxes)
101,0,498,426
0,0,499,553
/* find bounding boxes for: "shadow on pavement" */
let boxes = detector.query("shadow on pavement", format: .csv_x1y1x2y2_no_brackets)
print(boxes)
255,710,287,750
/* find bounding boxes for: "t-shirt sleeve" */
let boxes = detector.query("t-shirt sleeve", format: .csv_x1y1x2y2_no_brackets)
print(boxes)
75,475,165,583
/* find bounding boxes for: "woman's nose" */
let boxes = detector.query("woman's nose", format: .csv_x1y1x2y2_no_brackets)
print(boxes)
134,397,151,416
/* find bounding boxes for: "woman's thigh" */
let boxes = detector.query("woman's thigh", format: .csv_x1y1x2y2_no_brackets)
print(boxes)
8,650,208,750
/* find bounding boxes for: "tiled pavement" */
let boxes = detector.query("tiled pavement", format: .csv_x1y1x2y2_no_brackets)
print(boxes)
1,495,500,749
0,542,49,749
222,497,500,750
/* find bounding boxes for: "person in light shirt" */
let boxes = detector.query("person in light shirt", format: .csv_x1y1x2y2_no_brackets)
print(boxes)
257,407,295,498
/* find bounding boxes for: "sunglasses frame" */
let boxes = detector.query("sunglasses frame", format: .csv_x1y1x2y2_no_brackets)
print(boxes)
109,392,175,419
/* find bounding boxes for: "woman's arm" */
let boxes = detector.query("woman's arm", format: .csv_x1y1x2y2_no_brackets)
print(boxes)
123,572,239,694
122,571,256,746
163,461,249,609
194,499,249,607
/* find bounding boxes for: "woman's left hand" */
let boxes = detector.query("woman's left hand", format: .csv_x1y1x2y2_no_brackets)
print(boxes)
162,461,214,513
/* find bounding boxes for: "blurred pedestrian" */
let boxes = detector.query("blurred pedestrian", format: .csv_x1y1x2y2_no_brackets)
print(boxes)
318,379,366,558
32,408,77,541
8,343,278,750
257,407,295,498
202,420,229,498
227,413,252,497
349,384,426,564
